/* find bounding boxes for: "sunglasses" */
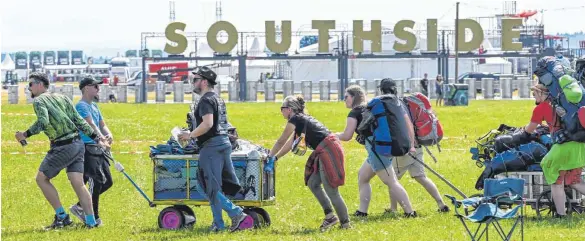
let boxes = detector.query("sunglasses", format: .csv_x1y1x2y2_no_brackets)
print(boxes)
280,106,289,111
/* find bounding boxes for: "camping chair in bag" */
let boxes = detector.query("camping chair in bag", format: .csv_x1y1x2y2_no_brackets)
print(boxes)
445,178,525,241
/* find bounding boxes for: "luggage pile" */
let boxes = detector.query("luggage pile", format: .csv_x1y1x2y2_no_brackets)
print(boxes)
470,124,553,190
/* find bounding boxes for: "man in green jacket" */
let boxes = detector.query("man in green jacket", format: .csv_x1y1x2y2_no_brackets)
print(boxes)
15,72,108,229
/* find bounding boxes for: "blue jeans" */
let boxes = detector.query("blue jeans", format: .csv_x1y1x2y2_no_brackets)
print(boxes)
198,135,243,228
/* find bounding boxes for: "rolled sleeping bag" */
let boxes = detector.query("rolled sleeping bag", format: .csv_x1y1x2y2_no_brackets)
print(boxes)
493,130,532,153
517,141,548,164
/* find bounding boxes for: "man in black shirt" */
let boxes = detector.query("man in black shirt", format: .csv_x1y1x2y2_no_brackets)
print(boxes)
420,73,429,97
179,67,253,232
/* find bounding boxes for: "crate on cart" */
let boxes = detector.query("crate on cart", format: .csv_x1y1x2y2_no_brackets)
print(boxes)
495,171,585,217
139,147,274,230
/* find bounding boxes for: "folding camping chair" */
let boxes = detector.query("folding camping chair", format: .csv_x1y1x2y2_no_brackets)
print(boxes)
445,178,525,241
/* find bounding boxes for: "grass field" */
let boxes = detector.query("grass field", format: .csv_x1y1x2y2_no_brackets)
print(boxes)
2,100,584,240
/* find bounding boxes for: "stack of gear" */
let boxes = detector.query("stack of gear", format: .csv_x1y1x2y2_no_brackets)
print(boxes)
470,124,553,190
149,130,201,157
533,56,585,144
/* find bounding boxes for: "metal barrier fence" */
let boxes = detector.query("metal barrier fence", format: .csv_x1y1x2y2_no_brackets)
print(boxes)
5,76,533,104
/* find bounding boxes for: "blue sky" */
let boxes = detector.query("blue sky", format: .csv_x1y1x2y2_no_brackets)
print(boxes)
1,0,584,55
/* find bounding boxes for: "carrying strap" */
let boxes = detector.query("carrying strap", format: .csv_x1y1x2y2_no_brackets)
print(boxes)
365,137,391,176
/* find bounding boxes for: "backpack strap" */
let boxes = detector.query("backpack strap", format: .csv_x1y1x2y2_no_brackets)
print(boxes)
364,137,391,176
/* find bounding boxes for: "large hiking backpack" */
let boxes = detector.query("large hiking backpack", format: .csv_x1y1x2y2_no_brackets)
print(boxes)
534,56,585,142
358,94,411,157
402,92,443,147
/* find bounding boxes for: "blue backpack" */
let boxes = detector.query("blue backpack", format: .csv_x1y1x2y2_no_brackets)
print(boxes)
534,56,585,142
359,94,411,157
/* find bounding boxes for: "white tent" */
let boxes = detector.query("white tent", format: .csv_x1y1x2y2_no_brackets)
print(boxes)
1,54,15,70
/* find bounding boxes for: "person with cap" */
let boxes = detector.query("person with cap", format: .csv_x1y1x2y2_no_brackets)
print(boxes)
178,66,253,232
335,84,415,218
524,83,585,218
68,76,114,227
379,78,450,214
14,72,108,229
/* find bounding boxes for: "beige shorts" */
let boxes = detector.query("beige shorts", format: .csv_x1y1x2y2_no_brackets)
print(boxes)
392,147,425,179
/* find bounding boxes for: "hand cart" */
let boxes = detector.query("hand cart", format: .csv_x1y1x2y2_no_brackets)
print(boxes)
118,148,275,230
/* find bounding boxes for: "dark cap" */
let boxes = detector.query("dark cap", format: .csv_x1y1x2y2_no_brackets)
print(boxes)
192,66,217,85
379,78,397,94
79,76,103,90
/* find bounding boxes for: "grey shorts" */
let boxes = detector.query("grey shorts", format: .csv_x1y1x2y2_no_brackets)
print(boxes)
39,138,85,179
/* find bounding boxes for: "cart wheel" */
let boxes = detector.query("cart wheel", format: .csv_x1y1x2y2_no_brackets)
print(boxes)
536,190,573,218
251,208,271,227
174,205,196,228
158,207,185,230
243,209,261,229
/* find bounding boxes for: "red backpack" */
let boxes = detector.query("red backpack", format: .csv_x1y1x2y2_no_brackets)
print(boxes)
402,93,444,147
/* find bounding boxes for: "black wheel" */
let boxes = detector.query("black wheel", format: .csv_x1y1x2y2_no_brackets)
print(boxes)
536,190,572,218
173,205,196,228
251,208,271,227
243,208,261,229
158,207,185,230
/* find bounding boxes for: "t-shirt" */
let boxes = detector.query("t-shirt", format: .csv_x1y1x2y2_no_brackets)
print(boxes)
25,92,96,142
420,78,428,92
530,101,561,133
288,114,331,150
194,92,228,146
76,100,104,144
347,106,373,138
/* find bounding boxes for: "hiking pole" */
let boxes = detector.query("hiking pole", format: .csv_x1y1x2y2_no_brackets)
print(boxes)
102,150,155,207
408,153,468,199
423,145,438,163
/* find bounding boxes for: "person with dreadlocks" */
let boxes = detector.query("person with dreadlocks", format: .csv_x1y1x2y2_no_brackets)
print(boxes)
525,83,585,218
335,85,415,218
266,95,351,231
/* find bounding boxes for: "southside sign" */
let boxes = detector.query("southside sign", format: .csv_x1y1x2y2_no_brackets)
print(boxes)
164,19,524,55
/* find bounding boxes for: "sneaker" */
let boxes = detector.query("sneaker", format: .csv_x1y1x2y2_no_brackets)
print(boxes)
353,210,368,217
209,222,225,232
230,213,253,232
319,215,339,231
340,221,352,229
69,204,85,223
438,205,450,213
44,214,73,230
404,211,418,218
95,218,102,227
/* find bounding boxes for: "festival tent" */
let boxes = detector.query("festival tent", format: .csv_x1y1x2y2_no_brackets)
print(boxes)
1,54,15,70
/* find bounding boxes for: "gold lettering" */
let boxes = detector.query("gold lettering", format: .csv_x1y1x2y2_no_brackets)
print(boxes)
207,21,238,53
426,19,438,52
353,20,382,53
164,22,188,54
393,20,417,52
311,20,336,53
501,18,523,51
265,21,292,53
458,19,484,52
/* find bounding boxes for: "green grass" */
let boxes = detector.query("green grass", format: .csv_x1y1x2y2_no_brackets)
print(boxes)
2,100,584,240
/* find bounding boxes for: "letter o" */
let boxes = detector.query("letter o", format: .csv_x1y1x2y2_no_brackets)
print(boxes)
207,21,238,54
